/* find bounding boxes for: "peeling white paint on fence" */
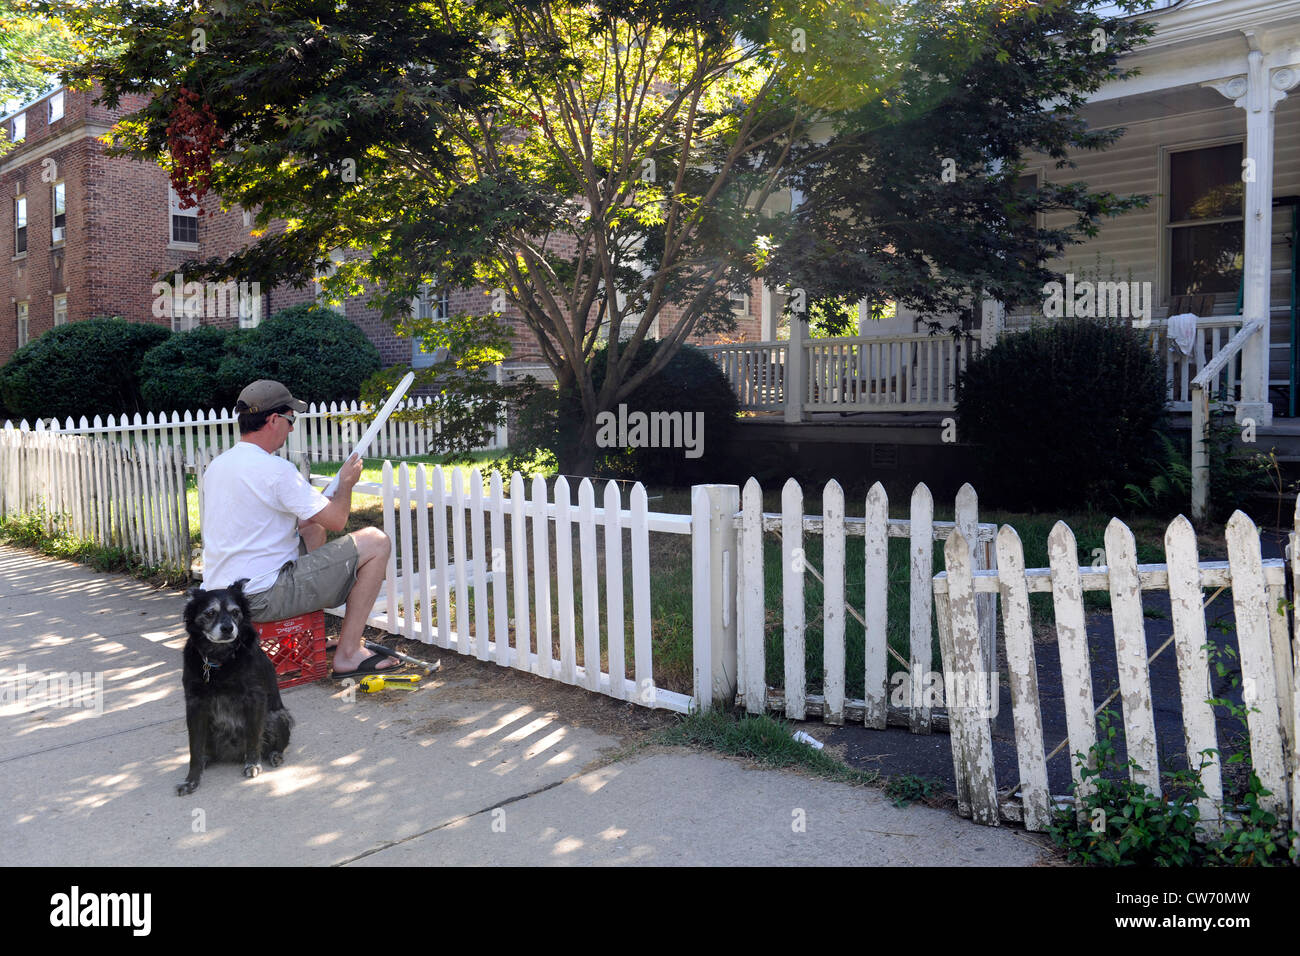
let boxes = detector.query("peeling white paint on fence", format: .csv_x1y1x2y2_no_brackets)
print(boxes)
935,507,1296,834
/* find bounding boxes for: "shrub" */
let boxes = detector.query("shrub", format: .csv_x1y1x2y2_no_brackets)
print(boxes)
216,304,382,405
139,325,237,412
518,341,739,484
0,317,171,421
955,318,1167,511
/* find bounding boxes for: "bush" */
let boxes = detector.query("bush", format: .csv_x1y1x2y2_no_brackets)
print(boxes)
518,341,738,484
216,304,382,405
0,317,171,421
139,325,237,412
956,318,1167,511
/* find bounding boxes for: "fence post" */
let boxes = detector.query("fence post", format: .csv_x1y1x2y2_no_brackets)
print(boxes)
692,484,739,709
1191,381,1209,521
784,307,807,423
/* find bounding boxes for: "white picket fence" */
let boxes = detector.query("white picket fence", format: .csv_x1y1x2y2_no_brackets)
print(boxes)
0,429,190,571
735,479,997,733
310,463,696,713
934,508,1298,840
5,395,507,469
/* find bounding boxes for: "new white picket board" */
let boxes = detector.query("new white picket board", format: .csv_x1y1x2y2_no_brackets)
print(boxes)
603,481,626,700
781,478,806,720
490,471,510,665
510,471,531,671
578,479,601,692
909,483,934,733
470,470,491,661
740,477,766,714
823,480,846,725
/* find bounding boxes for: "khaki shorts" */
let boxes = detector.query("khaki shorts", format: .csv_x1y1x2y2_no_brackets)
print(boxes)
246,534,360,623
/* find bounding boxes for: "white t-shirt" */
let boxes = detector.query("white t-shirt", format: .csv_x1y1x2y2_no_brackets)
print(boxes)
200,441,329,593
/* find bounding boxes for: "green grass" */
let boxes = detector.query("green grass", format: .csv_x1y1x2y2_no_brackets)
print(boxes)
0,508,190,586
657,709,879,786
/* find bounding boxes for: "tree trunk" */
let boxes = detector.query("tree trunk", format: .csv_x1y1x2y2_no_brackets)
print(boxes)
558,408,600,477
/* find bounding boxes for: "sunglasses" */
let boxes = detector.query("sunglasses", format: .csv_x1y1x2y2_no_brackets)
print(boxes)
277,411,296,425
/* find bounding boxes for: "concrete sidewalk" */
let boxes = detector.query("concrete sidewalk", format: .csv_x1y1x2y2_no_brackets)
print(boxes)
0,544,1054,866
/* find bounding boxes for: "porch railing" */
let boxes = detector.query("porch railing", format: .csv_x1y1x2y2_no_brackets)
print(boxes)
701,332,980,416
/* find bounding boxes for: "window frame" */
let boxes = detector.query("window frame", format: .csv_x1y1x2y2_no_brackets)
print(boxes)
168,184,199,248
14,195,27,256
51,180,65,245
48,91,64,123
53,294,67,327
11,112,24,143
411,282,451,367
1161,137,1245,302
16,301,29,348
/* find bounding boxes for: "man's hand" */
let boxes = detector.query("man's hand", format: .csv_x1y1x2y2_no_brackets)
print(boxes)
335,454,363,497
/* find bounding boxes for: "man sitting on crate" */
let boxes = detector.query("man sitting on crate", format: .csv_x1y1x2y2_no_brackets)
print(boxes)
200,380,399,678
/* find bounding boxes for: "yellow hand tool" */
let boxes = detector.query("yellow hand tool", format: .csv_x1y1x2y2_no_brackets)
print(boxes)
360,674,423,693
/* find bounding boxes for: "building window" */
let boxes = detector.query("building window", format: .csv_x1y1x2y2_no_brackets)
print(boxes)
728,284,750,315
51,181,65,245
169,185,199,245
11,112,24,143
53,294,67,327
238,287,261,329
14,196,26,255
1167,142,1244,297
48,90,64,123
16,302,28,348
411,283,450,367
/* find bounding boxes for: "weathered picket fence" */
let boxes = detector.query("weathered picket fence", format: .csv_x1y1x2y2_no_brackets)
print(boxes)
310,463,697,713
735,478,998,733
934,509,1298,840
0,429,190,572
5,394,506,468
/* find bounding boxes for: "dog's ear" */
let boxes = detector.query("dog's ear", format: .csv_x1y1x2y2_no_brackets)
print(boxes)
185,585,204,603
231,578,250,597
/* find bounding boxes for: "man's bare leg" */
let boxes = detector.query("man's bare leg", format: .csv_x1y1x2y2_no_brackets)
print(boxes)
330,527,399,674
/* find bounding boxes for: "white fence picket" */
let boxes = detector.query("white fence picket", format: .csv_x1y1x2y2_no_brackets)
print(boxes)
470,469,490,661
823,480,846,726
781,478,806,720
433,466,451,650
578,479,600,692
1048,521,1097,814
531,475,553,677
510,471,531,671
398,463,415,640
490,471,510,666
554,475,577,683
452,471,470,655
630,483,653,706
1104,517,1160,794
739,477,765,715
603,481,626,700
1224,511,1289,815
416,465,434,645
995,525,1051,832
1164,515,1223,827
909,483,934,733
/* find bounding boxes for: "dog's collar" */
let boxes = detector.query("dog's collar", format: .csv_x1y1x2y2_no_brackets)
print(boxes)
201,655,223,682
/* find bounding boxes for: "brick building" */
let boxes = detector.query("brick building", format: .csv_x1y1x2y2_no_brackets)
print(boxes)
2,85,762,377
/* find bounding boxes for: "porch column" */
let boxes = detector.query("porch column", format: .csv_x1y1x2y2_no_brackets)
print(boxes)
783,289,807,423
980,293,1004,351
760,282,778,340
1206,48,1300,426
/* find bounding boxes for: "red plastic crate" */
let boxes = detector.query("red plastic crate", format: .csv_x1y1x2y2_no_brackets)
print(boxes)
254,611,327,688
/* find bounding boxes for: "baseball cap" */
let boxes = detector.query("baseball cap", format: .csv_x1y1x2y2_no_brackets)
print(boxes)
235,380,308,414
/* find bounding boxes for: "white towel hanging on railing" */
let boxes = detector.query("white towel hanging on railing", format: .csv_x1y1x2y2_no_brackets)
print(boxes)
1167,312,1198,357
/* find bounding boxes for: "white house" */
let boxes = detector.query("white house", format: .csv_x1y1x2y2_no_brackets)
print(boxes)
714,0,1300,430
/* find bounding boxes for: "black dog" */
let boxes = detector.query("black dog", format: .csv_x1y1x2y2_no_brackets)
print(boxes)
176,579,293,796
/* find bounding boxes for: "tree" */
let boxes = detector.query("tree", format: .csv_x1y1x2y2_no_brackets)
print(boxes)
63,0,1156,473
0,0,77,156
